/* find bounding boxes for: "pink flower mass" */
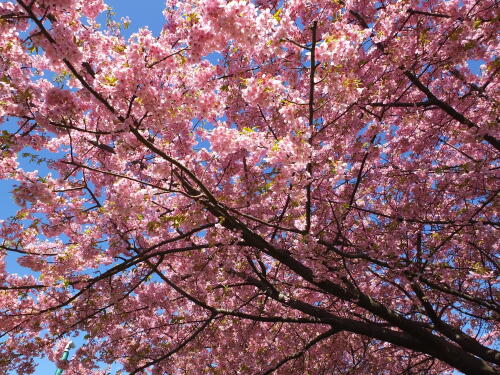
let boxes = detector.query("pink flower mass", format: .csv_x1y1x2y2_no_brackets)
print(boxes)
0,0,498,374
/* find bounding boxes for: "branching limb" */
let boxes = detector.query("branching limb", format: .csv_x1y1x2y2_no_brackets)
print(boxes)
129,313,214,375
260,327,340,375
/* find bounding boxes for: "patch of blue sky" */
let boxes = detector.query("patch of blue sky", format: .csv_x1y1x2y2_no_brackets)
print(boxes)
203,51,224,66
467,59,485,76
97,0,165,38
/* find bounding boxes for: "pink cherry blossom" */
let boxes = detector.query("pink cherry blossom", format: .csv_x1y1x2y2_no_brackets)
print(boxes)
0,1,498,374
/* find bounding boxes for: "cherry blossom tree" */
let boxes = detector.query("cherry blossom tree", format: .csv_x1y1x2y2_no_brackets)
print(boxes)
0,0,498,374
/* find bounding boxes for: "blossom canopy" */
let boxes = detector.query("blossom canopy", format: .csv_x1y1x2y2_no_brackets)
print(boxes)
0,0,498,374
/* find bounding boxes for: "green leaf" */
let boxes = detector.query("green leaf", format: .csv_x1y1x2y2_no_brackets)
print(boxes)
272,8,282,22
103,75,118,86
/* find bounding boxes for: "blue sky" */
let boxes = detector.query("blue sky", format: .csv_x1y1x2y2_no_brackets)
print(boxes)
101,0,165,37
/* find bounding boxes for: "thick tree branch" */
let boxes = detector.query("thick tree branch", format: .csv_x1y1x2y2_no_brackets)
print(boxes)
404,71,500,152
